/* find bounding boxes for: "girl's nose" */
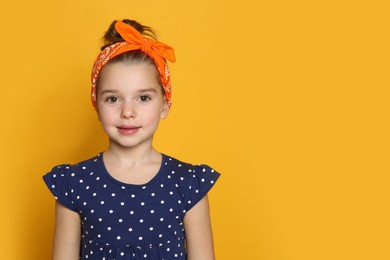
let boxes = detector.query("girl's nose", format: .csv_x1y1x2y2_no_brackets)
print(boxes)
121,102,136,119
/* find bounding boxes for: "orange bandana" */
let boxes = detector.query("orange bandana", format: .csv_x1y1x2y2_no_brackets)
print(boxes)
91,21,176,109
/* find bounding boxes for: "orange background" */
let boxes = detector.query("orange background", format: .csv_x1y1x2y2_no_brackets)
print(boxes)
1,0,389,259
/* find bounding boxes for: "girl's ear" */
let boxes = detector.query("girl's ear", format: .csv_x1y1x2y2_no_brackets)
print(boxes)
160,99,170,119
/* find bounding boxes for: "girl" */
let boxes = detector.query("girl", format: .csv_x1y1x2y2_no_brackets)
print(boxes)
43,19,220,260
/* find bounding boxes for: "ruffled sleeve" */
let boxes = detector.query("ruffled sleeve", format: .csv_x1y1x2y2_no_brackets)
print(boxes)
182,164,220,212
43,164,78,212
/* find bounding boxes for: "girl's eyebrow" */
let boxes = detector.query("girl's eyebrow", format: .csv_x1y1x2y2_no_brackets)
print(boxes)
138,88,158,93
99,89,118,95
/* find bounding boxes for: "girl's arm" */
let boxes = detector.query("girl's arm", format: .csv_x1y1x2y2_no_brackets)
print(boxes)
52,201,81,260
184,195,216,260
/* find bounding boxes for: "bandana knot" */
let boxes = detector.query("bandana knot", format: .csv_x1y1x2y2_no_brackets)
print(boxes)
141,38,153,56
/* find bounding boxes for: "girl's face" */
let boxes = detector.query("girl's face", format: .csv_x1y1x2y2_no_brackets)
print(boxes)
96,62,169,150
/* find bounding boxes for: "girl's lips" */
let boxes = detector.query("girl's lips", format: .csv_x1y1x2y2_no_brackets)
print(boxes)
117,126,140,135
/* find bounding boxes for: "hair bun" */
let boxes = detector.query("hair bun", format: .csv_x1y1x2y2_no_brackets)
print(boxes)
101,19,156,50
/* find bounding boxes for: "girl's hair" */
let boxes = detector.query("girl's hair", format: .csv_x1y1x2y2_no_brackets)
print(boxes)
96,19,163,95
101,19,157,49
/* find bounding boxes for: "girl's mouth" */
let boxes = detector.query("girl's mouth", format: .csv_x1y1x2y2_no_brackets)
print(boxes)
117,126,140,135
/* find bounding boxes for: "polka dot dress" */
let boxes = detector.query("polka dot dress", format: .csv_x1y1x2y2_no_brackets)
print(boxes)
43,153,220,260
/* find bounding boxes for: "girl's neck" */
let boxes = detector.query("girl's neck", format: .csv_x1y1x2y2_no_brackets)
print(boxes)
104,143,161,166
102,143,163,185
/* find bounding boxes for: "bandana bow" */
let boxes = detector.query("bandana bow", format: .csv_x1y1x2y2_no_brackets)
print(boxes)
91,21,176,109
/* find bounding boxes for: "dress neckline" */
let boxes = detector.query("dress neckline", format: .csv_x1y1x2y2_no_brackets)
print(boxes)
97,152,167,188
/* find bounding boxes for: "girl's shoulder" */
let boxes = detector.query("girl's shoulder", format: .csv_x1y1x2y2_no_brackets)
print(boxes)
162,154,221,211
45,153,102,178
42,153,103,211
164,154,220,175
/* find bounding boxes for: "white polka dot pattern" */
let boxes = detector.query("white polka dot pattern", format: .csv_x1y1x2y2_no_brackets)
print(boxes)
43,153,220,259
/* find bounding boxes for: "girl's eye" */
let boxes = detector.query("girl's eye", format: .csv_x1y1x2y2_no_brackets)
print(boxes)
105,96,119,103
139,95,151,102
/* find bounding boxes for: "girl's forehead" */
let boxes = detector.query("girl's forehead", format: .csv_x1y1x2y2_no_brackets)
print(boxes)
98,62,162,92
100,62,158,76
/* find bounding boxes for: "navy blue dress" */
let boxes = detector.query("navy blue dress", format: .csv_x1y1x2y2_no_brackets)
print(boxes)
43,153,220,260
